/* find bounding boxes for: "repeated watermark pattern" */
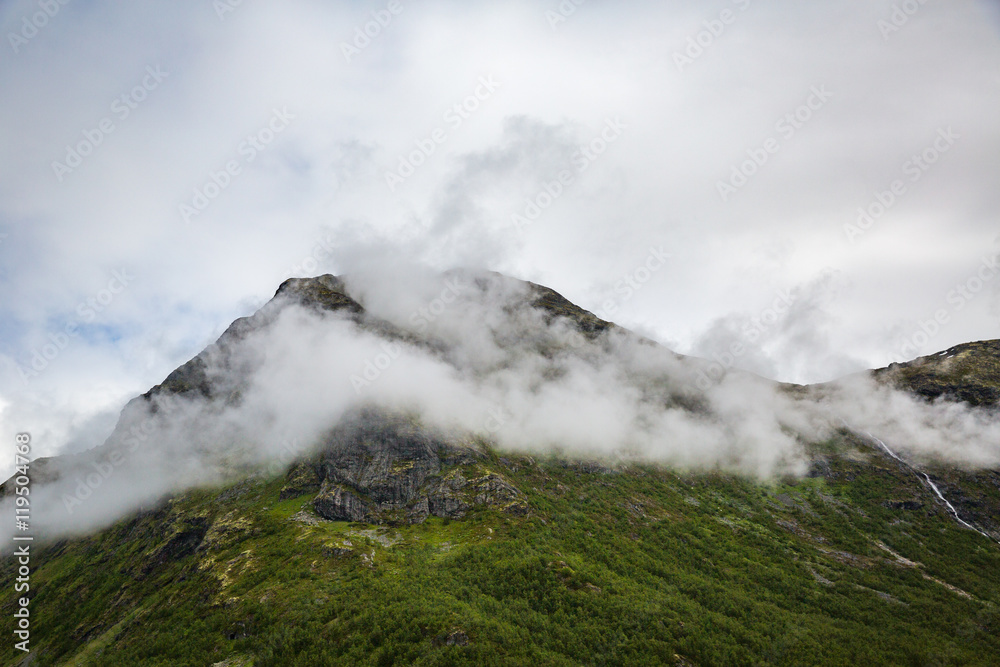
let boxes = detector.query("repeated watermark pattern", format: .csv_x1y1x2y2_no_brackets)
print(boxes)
673,0,753,71
546,0,586,31
892,251,1000,362
877,0,932,41
384,76,501,192
12,269,135,384
213,0,245,21
12,432,33,654
350,340,403,394
51,65,169,182
409,276,468,333
282,231,338,281
844,127,958,243
688,289,796,392
8,0,70,54
59,391,188,514
595,245,671,321
341,0,404,62
716,85,833,202
352,276,468,393
511,117,626,233
179,107,294,223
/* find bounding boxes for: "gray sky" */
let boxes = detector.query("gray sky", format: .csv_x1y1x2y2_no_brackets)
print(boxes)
2,0,1000,464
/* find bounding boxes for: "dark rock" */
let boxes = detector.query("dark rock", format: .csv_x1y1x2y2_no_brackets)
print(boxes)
446,630,470,646
316,409,447,513
141,517,209,575
309,408,527,524
0,455,72,499
313,482,371,522
807,458,833,479
528,282,614,339
145,274,364,402
435,628,470,647
873,340,1000,408
275,275,363,315
564,459,621,475
472,473,526,511
280,462,322,500
226,620,250,641
884,500,923,511
322,545,353,558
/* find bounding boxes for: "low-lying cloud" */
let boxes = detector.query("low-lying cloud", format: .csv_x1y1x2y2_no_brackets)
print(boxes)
3,268,998,545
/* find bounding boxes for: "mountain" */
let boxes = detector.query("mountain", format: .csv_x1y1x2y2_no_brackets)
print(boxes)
3,274,999,666
874,340,1000,407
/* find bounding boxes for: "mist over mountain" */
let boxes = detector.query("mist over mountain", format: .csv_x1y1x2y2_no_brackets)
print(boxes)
4,270,998,546
2,272,1000,666
5,2,1000,664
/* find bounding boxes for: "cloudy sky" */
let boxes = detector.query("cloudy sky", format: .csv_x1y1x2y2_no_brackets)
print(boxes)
1,0,999,463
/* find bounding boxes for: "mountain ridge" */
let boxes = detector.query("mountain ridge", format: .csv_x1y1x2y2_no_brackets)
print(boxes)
3,272,999,666
5,272,999,531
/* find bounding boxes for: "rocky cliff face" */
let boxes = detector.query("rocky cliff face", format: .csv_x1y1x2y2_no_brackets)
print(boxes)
278,408,527,524
145,275,365,403
138,272,583,526
119,271,617,526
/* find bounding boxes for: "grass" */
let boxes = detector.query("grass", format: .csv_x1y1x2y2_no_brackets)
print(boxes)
2,435,999,666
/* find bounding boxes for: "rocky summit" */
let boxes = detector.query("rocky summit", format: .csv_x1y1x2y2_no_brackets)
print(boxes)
2,273,1000,666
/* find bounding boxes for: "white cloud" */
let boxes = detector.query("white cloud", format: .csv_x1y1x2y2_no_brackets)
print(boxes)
5,268,998,543
1,0,999,470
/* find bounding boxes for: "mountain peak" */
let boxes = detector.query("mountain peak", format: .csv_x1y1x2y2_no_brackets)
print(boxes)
275,274,362,314
875,339,1000,407
4,272,1000,665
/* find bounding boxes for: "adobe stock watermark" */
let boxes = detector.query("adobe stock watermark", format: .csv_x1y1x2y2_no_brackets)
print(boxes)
548,324,589,353
349,340,403,394
409,275,468,333
844,127,958,243
51,65,169,182
595,246,671,321
546,0,586,31
484,404,515,435
877,0,931,41
60,391,185,514
341,0,404,62
213,0,245,21
688,289,796,392
8,0,70,54
673,0,753,71
384,76,501,192
272,435,308,470
179,107,295,223
716,84,832,202
12,433,32,654
892,251,1000,362
511,117,627,233
11,269,135,384
282,231,337,280
351,276,469,393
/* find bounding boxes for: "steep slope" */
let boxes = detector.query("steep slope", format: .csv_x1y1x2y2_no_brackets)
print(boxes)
874,340,1000,408
2,274,999,666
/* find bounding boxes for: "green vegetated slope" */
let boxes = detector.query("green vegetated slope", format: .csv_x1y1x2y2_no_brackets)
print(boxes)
3,435,999,667
3,275,998,666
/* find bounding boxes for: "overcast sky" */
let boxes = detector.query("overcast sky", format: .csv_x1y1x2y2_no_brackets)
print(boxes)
1,0,999,463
